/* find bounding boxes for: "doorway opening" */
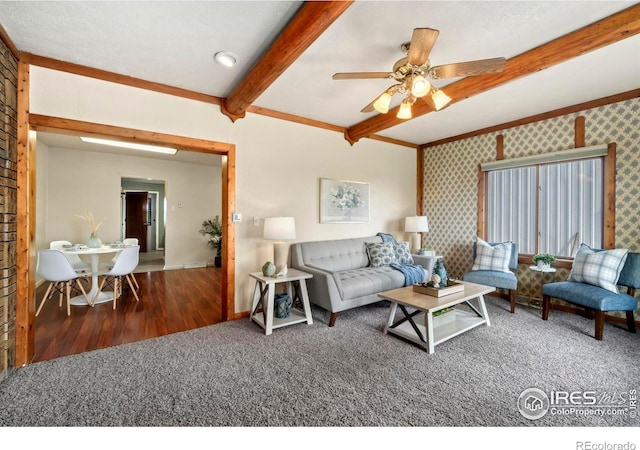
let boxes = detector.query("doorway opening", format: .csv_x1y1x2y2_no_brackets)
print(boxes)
121,178,166,272
18,114,237,367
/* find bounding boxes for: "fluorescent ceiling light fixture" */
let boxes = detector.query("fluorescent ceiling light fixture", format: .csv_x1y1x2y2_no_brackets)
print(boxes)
80,137,177,155
214,51,237,68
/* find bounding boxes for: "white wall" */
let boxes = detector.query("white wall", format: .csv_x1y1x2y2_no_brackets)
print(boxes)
35,138,49,255
37,144,221,269
29,66,418,313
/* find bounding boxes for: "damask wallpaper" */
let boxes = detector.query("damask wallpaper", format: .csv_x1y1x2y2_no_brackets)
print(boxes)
423,97,640,314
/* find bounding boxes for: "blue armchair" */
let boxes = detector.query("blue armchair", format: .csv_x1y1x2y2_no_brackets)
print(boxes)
542,251,639,340
463,241,519,313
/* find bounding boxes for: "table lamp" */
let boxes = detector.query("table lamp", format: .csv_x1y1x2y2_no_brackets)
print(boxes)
263,217,296,268
405,216,429,254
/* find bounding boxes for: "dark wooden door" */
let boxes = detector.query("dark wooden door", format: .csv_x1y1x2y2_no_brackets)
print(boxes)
125,192,148,252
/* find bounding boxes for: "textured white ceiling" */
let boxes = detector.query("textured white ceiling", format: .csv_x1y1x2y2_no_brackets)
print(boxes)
1,0,638,148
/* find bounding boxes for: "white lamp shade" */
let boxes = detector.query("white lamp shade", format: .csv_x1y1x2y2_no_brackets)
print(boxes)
373,92,392,114
263,217,296,240
431,89,452,111
405,216,429,233
396,101,412,119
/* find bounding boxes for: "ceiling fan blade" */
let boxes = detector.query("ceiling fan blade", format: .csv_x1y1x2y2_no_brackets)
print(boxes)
407,28,439,66
332,72,391,80
360,90,386,113
430,57,507,79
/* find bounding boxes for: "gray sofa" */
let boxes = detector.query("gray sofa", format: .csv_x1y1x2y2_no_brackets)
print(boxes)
290,235,437,326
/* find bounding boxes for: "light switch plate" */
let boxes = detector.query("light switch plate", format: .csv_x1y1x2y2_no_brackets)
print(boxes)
232,213,241,222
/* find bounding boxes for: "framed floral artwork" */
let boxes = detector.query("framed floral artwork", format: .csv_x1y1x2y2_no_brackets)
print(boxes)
319,178,369,223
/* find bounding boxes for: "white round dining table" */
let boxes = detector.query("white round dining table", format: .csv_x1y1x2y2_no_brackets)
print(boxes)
61,245,127,306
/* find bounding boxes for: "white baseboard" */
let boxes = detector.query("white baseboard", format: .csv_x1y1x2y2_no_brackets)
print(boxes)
183,261,207,269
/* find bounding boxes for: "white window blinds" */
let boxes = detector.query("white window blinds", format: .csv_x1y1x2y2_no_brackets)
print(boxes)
485,147,605,257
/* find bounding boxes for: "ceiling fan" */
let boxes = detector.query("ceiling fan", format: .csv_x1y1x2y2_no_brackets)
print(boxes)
332,28,507,119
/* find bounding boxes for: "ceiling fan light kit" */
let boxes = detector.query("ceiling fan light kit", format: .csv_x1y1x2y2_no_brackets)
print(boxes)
409,75,430,98
373,92,392,114
333,27,505,120
431,89,452,111
397,100,413,119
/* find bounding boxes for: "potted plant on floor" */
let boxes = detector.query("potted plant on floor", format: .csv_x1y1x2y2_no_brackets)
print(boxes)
533,253,555,270
200,215,222,267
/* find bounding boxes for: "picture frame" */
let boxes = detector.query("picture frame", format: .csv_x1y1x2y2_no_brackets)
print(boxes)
319,178,369,223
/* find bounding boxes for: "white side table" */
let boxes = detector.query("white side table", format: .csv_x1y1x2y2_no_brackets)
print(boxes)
249,268,313,335
528,265,557,307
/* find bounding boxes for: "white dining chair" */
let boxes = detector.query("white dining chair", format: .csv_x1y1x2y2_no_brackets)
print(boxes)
50,240,91,273
36,249,92,316
101,237,140,290
96,245,140,309
123,238,141,290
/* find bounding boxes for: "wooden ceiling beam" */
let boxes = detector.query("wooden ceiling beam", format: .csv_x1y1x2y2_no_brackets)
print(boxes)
344,3,640,145
221,1,353,122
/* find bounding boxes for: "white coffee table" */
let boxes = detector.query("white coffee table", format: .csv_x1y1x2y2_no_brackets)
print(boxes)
379,281,495,354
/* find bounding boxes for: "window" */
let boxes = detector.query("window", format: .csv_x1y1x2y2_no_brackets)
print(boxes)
483,145,608,258
487,166,537,253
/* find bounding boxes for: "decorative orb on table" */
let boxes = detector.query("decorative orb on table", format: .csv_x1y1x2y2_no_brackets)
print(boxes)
262,261,276,277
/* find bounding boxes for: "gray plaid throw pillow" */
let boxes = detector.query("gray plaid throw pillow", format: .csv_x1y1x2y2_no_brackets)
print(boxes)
568,244,628,293
471,238,512,273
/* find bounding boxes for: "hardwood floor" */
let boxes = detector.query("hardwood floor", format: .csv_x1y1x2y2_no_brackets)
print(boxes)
33,267,223,363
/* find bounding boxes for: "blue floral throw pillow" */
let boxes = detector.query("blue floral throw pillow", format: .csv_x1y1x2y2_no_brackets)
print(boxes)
394,242,414,265
568,244,628,293
471,237,512,273
365,242,398,267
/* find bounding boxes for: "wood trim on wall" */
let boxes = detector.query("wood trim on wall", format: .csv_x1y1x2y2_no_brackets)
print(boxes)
222,147,236,321
476,164,485,239
604,143,616,249
417,147,424,215
22,54,418,149
21,53,223,106
17,114,237,366
16,60,34,367
575,116,586,148
28,115,235,153
421,88,640,149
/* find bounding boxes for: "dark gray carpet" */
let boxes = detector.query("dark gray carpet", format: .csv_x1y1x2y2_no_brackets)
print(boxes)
1,298,639,427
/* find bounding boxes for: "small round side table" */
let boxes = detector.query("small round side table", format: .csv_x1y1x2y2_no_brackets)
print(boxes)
528,265,556,308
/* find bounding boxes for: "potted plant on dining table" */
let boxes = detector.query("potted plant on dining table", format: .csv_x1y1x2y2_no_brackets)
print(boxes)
75,212,105,248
